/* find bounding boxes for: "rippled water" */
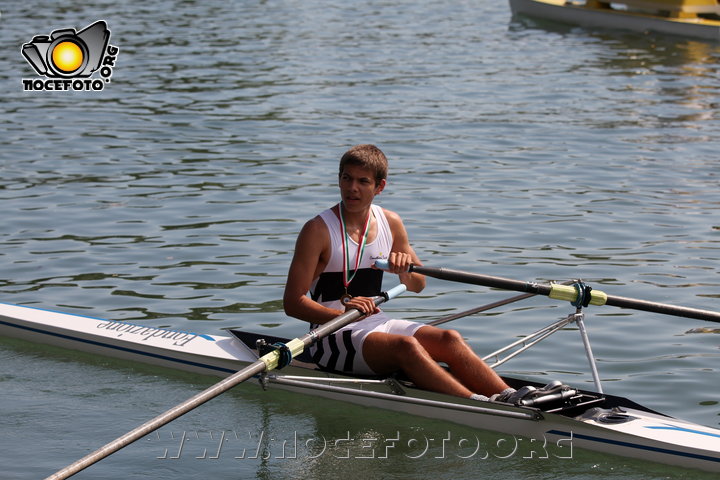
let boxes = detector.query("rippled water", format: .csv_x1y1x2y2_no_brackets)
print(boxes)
1,1,719,479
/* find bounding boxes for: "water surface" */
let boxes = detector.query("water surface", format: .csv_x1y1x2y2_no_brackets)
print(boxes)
1,1,719,478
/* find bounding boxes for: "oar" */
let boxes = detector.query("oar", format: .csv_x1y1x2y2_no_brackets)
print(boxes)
376,261,720,323
45,284,407,480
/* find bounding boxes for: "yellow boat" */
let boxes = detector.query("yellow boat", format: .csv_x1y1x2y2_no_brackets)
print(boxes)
509,0,720,40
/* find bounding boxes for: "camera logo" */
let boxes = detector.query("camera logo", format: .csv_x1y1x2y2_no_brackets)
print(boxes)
22,20,119,91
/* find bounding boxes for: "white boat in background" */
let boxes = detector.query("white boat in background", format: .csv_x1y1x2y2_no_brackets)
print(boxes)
1,292,719,473
509,0,720,40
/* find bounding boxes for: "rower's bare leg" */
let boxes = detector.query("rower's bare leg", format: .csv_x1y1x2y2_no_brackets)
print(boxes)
362,332,475,398
413,326,510,397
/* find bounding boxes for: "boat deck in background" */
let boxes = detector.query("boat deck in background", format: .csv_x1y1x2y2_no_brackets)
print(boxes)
509,0,720,40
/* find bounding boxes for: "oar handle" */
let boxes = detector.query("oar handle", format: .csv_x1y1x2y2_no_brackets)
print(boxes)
384,283,409,300
374,259,410,272
290,284,407,361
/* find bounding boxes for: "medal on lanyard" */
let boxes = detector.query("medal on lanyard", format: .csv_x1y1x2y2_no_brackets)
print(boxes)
339,203,371,305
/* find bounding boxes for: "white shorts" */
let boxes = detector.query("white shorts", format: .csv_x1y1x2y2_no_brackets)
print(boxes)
308,311,424,375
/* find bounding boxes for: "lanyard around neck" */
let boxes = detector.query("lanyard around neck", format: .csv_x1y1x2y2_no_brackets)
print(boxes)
339,203,372,291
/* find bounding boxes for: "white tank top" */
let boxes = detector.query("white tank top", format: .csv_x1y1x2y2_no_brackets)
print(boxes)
309,204,392,310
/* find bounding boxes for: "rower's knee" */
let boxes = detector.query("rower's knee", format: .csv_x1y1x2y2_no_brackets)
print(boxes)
393,335,428,365
436,328,466,349
364,333,430,375
425,328,472,364
418,325,466,346
395,334,423,353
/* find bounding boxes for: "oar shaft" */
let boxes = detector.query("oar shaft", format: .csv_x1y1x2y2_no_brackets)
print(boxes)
46,284,407,480
603,294,720,322
409,265,720,323
45,361,267,480
410,265,551,295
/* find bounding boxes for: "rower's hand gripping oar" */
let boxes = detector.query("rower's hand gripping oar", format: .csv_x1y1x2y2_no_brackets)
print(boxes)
375,260,720,323
257,283,406,370
45,284,407,480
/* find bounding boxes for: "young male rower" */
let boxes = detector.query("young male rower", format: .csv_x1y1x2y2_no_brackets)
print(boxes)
283,144,520,402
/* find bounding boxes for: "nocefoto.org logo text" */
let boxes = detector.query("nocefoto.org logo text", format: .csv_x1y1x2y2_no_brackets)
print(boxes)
21,20,119,91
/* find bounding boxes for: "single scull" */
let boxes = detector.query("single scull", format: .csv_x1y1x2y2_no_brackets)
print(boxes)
1,276,718,473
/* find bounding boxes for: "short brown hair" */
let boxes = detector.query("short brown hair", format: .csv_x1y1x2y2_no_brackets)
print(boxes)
338,144,388,185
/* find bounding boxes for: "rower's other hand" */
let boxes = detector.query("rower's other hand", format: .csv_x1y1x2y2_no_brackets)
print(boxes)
376,252,412,274
343,296,379,316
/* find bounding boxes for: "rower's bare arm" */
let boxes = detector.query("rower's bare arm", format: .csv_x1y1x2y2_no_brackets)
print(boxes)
384,209,426,293
283,218,344,324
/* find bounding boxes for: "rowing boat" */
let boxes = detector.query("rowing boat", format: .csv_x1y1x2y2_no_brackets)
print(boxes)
509,0,720,40
1,290,718,473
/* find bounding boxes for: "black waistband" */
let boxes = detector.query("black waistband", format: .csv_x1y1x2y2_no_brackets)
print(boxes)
310,268,384,302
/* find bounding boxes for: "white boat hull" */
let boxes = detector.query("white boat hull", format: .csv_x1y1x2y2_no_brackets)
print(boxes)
1,302,718,472
509,0,720,40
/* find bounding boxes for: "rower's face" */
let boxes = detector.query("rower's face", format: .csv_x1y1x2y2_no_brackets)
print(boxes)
338,164,385,210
